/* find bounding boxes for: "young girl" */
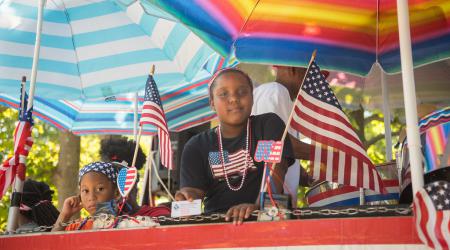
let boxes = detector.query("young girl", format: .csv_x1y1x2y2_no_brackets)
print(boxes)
52,161,120,231
16,179,60,233
175,68,294,225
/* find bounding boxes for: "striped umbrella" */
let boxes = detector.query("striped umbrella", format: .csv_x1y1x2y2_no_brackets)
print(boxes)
150,0,450,76
0,0,226,99
0,57,229,135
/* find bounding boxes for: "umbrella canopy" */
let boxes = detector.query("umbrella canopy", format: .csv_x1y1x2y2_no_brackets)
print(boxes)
0,56,229,135
150,0,450,76
0,0,226,99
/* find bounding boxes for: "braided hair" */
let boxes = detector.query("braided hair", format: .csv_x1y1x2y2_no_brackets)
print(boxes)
100,136,146,170
20,179,60,229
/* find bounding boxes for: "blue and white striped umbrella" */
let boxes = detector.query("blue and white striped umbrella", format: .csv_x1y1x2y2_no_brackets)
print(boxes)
0,56,230,135
0,0,223,99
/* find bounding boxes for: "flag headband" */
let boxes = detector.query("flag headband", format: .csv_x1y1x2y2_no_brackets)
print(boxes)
79,161,119,184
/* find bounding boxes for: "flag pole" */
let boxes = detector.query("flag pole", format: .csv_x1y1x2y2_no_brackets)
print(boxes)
132,65,155,167
261,50,317,195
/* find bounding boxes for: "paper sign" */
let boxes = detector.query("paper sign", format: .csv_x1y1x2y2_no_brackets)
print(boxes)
171,199,202,218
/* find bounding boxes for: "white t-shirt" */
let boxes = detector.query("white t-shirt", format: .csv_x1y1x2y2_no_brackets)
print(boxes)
251,82,300,207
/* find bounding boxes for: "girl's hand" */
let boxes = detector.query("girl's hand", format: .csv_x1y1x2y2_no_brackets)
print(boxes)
225,203,258,225
61,195,82,218
52,195,82,232
174,187,205,202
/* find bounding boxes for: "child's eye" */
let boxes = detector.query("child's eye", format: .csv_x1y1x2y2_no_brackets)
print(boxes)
81,189,88,194
217,91,228,98
237,88,250,97
97,187,104,192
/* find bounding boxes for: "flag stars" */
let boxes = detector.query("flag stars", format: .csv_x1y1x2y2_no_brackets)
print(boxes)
445,199,450,204
437,204,443,210
438,189,445,195
432,195,438,200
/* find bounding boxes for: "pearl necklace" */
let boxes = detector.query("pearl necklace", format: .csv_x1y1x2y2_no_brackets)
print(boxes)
217,120,251,191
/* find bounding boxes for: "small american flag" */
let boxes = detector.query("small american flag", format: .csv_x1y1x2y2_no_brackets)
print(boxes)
117,167,137,197
140,74,173,169
414,181,450,249
289,60,384,193
254,140,282,163
208,150,256,179
0,84,33,197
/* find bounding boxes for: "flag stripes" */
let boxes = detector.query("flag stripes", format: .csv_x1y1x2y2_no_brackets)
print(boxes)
289,60,384,192
413,181,450,250
209,150,256,179
308,179,400,207
139,74,173,169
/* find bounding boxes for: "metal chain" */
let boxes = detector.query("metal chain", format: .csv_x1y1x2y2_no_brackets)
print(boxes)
5,206,412,234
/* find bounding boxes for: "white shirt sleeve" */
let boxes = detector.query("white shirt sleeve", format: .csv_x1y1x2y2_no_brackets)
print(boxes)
252,82,293,124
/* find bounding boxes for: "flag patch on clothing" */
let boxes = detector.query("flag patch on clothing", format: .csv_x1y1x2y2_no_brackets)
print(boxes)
208,150,256,179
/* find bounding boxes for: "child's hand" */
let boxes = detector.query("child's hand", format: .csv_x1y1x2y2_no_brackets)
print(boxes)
61,195,82,218
225,203,257,226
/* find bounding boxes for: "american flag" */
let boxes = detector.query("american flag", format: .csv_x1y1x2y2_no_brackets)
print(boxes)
289,60,384,193
117,167,137,197
254,140,282,163
414,181,450,249
208,150,256,179
140,74,173,169
0,84,33,197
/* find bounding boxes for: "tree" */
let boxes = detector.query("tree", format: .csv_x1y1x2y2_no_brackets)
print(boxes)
0,107,59,230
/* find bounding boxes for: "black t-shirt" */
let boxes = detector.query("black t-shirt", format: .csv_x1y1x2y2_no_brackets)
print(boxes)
180,113,294,213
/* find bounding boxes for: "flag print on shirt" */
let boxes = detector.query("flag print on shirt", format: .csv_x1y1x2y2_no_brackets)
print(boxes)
208,150,256,179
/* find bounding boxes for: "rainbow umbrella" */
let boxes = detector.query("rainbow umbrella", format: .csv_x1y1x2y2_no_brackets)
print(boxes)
0,56,229,135
150,0,450,76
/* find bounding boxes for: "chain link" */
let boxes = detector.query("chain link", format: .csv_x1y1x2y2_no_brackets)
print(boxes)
5,205,412,234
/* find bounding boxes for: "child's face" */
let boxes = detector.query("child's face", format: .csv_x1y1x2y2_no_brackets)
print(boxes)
210,72,253,127
79,172,117,215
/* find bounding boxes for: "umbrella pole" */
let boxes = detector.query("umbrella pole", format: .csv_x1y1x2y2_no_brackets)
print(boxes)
396,0,424,195
381,70,393,162
6,0,46,234
133,92,139,141
139,136,154,206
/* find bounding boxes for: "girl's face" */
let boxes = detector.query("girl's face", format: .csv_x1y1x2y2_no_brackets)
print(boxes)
79,172,117,215
210,72,253,128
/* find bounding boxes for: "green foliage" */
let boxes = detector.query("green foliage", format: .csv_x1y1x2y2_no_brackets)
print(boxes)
0,107,60,231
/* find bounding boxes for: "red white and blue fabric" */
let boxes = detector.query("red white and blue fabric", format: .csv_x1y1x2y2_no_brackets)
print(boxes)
208,150,256,179
140,74,173,170
308,179,400,207
0,87,33,197
117,167,137,198
289,60,384,193
254,140,282,163
413,181,450,250
78,162,118,184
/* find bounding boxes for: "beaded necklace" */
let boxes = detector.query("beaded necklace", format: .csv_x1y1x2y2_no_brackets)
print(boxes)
216,120,251,191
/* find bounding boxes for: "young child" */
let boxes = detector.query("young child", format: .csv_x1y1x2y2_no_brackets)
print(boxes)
16,179,60,233
175,68,294,225
52,161,120,231
100,137,170,217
